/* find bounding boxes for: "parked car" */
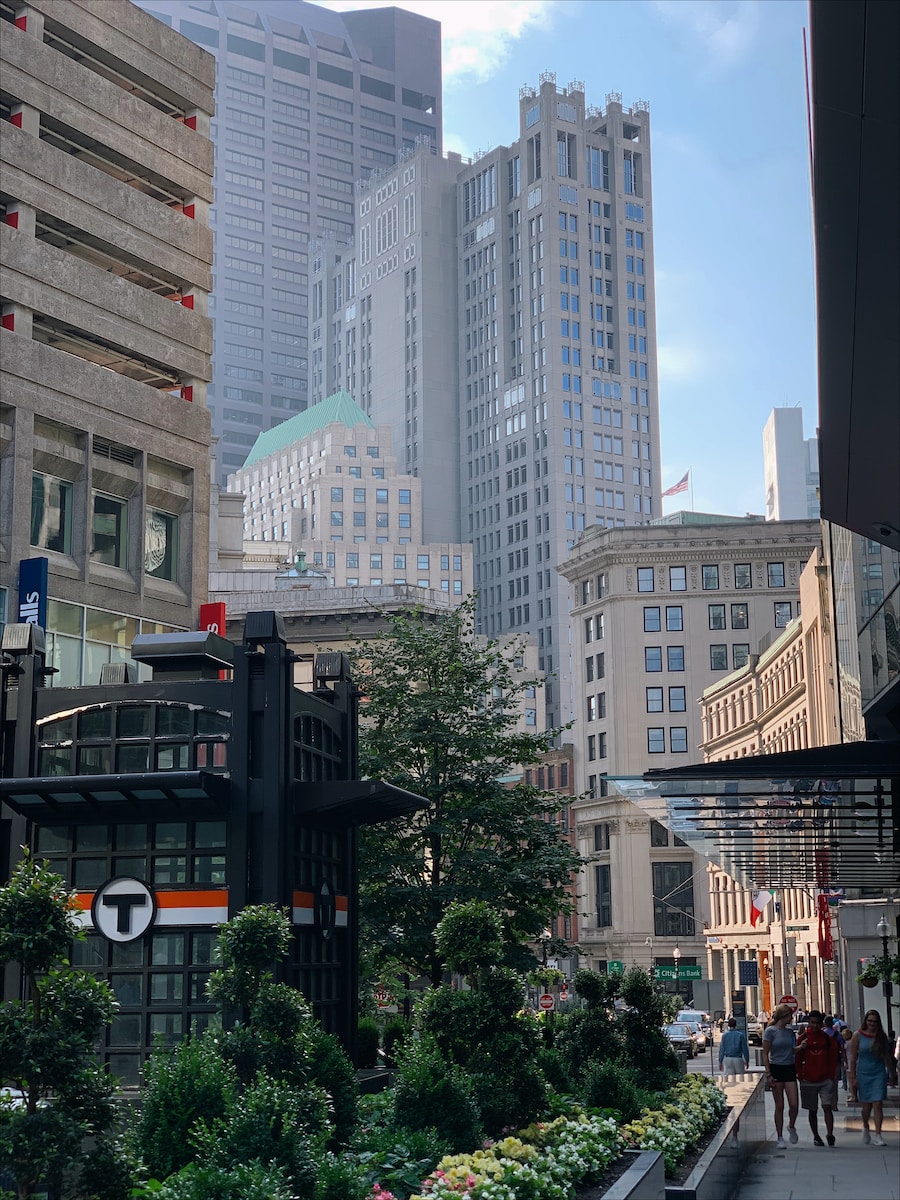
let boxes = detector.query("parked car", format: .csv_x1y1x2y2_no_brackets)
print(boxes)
664,1022,698,1058
683,1020,708,1051
676,1009,713,1040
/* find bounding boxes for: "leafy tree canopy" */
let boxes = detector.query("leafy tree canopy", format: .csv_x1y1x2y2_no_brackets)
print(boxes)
349,596,582,985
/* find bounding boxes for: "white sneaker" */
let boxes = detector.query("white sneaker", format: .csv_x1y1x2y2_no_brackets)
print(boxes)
871,1134,886,1147
775,1137,787,1150
862,1129,871,1144
788,1126,799,1144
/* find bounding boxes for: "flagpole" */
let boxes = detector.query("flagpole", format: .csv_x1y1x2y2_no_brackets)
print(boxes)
690,467,694,513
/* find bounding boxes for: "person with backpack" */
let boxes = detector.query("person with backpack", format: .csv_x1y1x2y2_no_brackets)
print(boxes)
823,1016,847,1106
796,1009,840,1146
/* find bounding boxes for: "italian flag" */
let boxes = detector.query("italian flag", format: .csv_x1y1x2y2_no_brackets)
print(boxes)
750,890,773,927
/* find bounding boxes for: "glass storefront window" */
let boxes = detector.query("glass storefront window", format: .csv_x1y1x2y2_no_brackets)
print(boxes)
193,855,226,884
80,709,112,740
111,975,143,1006
150,974,184,1003
149,1013,183,1046
156,744,189,771
111,942,144,967
153,856,187,884
75,827,108,852
191,933,220,965
35,826,68,853
196,821,226,848
71,934,104,967
85,609,138,646
117,744,150,772
157,708,192,737
109,1014,142,1045
152,934,185,966
118,707,151,738
116,824,148,850
74,858,107,888
155,823,187,849
113,856,147,879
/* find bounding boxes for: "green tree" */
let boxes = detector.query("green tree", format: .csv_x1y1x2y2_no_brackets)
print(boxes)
0,852,122,1200
349,597,582,985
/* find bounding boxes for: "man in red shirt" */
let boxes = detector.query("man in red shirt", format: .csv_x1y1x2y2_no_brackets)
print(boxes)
796,1009,841,1146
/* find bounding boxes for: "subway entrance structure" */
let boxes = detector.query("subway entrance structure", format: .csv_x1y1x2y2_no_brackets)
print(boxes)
0,611,422,1084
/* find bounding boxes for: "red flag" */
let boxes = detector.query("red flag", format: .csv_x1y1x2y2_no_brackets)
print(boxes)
661,470,690,498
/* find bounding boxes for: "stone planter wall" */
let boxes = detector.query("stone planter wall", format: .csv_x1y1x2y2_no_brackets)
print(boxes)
602,1150,666,1200
664,1074,767,1200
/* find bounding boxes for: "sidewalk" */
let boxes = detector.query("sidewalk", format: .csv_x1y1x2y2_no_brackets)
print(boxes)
731,1072,900,1200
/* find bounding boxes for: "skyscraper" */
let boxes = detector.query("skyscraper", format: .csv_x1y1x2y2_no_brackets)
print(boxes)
313,75,661,727
763,407,820,521
135,0,442,485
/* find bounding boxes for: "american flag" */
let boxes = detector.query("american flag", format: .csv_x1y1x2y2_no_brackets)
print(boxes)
661,470,690,498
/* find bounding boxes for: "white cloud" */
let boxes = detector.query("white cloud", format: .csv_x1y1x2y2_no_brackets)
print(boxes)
651,0,761,70
318,0,554,83
656,341,704,384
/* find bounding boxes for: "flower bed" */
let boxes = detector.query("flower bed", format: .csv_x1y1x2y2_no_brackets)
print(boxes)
400,1077,726,1199
619,1075,728,1176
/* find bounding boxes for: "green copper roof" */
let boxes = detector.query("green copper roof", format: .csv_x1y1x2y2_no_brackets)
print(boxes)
242,390,373,468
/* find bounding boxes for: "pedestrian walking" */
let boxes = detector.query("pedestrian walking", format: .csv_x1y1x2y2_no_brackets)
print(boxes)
823,1015,847,1104
796,1010,840,1146
763,1003,800,1148
848,1009,899,1146
719,1017,750,1075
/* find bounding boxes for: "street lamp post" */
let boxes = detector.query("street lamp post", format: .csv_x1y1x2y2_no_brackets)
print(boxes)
673,943,681,999
876,913,894,1039
645,935,653,976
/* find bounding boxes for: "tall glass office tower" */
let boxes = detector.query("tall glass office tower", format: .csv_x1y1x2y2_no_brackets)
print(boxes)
135,0,442,484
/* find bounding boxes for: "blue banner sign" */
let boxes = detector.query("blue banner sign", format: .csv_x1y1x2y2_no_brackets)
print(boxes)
18,557,48,629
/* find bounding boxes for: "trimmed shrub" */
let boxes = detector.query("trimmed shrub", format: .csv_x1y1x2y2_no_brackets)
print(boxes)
314,1150,368,1200
133,1033,236,1180
357,1017,380,1069
581,1059,652,1122
391,1037,481,1152
309,1027,359,1147
152,1161,294,1200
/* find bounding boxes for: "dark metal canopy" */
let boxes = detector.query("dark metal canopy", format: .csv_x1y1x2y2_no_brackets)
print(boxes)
620,741,900,892
0,770,230,821
295,780,428,827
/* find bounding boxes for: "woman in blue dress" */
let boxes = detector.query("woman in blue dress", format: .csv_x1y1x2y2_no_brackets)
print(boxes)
848,1009,898,1146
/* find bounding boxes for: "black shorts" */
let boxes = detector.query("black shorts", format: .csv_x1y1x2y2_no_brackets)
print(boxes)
769,1063,797,1084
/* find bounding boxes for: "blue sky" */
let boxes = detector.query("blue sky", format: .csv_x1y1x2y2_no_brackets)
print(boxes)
329,0,818,517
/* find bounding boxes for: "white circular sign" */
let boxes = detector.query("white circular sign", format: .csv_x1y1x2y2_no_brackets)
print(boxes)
538,993,555,1011
92,877,157,942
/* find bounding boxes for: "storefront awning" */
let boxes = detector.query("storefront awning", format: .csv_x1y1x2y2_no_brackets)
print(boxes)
0,770,230,822
295,780,428,826
609,741,900,892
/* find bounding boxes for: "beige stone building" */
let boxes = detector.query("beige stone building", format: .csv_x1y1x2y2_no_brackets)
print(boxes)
224,390,472,598
557,515,821,989
1,0,215,683
699,545,845,1015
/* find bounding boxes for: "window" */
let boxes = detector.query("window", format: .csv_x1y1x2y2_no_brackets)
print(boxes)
734,563,752,589
767,562,786,588
346,553,359,568
637,566,654,592
594,822,611,851
667,646,684,671
730,602,749,629
31,473,73,554
652,862,695,938
643,606,661,632
670,726,688,753
647,727,665,753
595,863,612,927
668,686,686,712
650,819,668,847
144,510,177,581
331,486,343,502
708,604,726,630
702,564,719,590
398,489,411,505
710,644,728,670
331,511,343,526
586,695,598,721
394,554,406,569
417,554,429,570
645,647,662,672
646,687,663,713
92,494,126,567
733,644,750,669
774,601,792,628
665,605,683,631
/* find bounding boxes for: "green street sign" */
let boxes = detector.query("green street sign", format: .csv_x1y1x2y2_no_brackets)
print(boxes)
607,960,625,974
654,965,702,981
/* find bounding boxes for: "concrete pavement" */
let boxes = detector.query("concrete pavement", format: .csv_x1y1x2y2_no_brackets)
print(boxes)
727,1071,900,1200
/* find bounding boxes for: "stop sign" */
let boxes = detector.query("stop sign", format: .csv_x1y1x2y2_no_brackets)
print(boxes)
538,993,555,1011
779,994,798,1013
